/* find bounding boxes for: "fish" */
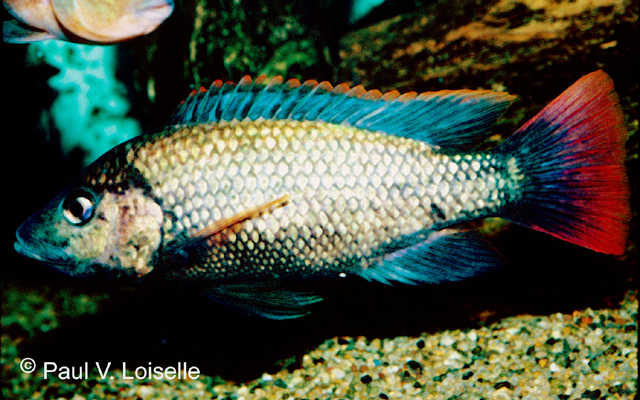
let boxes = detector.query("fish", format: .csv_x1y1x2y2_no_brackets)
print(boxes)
14,70,630,319
3,0,174,43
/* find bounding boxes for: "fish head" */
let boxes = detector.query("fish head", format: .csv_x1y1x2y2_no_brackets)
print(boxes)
51,0,175,42
15,182,164,280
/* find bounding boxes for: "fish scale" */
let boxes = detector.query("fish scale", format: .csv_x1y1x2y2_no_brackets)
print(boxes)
118,118,514,284
14,72,629,319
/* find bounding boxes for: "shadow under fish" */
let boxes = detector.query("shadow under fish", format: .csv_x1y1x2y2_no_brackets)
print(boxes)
14,71,631,319
3,0,174,43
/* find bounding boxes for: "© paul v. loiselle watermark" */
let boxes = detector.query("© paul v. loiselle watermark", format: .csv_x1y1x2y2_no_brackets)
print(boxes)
19,358,200,380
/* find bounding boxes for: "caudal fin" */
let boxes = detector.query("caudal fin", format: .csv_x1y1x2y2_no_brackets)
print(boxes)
496,70,629,255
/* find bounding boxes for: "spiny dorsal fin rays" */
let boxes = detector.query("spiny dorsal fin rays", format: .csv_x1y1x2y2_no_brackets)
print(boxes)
273,79,311,120
168,76,516,149
249,76,293,122
247,75,284,120
221,75,254,121
289,80,341,121
322,85,372,124
195,80,224,123
287,79,323,121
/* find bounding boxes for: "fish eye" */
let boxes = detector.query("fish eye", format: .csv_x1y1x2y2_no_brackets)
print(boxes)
61,189,97,226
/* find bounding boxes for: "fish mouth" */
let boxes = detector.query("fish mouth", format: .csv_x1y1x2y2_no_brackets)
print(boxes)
14,224,76,268
137,0,175,20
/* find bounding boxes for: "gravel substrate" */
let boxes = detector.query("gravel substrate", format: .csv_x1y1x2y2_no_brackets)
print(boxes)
2,287,636,400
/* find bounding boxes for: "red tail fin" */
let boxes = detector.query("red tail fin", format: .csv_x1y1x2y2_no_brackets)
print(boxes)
497,71,629,255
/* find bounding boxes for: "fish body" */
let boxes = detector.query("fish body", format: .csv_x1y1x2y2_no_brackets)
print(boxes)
15,71,630,318
97,118,514,283
3,0,173,43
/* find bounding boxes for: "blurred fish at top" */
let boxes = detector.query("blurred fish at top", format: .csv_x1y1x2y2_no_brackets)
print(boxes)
3,0,174,43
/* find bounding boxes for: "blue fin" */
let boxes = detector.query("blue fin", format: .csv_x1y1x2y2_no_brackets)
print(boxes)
168,76,515,149
358,229,504,285
202,280,322,319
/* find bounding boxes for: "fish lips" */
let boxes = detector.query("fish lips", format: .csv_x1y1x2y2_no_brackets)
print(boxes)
135,0,175,24
14,217,77,270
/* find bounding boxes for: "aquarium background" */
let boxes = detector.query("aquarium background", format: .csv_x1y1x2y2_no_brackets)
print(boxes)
2,0,637,398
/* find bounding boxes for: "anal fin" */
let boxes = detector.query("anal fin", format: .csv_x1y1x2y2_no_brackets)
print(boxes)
358,229,504,285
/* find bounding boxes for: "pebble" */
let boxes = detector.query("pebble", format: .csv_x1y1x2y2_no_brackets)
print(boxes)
2,290,637,399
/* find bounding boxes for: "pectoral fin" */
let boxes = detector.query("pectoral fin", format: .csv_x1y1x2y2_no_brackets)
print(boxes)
162,195,290,267
192,194,290,245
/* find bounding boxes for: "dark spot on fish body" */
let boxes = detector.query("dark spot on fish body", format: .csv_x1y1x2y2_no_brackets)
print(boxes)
431,204,446,220
124,165,156,196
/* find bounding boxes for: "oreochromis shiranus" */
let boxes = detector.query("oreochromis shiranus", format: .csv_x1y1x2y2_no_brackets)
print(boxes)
15,71,630,318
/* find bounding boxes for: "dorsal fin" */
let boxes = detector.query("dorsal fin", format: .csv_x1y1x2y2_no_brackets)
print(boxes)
168,76,516,149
